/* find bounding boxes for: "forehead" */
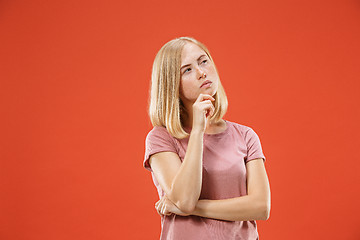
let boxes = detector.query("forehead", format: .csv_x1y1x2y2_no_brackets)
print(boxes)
181,42,206,63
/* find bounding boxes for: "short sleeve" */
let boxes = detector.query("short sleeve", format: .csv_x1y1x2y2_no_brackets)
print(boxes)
244,127,266,163
143,126,178,172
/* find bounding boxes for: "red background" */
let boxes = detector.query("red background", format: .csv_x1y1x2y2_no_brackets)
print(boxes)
1,0,359,239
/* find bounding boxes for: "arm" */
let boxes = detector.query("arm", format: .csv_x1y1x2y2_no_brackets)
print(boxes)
149,94,215,214
193,158,271,221
150,129,204,213
156,158,271,221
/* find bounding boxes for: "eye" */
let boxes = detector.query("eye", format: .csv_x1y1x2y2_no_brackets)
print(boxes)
201,59,207,64
184,68,191,73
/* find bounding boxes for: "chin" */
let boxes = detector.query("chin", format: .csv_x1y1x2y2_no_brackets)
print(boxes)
210,88,218,96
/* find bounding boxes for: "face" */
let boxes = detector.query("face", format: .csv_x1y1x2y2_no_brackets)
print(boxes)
179,42,219,103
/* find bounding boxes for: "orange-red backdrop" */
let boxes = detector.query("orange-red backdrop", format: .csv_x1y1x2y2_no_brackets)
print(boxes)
1,0,359,239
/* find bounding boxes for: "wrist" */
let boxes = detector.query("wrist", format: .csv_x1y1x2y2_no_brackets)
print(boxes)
193,200,206,216
191,128,204,135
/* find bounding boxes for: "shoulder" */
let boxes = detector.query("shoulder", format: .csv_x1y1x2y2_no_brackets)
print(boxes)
145,125,177,144
226,120,263,146
146,125,168,136
146,125,171,137
226,120,255,136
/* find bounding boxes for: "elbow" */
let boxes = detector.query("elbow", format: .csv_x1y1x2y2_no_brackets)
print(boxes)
177,201,197,214
259,201,271,221
168,193,197,214
252,192,270,221
176,196,198,214
252,195,270,221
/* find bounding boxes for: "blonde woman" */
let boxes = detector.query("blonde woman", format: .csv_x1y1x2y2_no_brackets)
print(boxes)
143,36,271,240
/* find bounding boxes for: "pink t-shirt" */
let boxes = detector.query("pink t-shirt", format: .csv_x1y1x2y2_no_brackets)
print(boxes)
143,120,266,240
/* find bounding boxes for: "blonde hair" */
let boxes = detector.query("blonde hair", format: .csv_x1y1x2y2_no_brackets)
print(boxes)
147,36,228,139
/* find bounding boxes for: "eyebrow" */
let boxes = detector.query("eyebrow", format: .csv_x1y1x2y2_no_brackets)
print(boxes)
180,54,207,70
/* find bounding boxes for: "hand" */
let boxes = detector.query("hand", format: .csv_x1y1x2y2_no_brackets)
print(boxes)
192,94,215,132
155,195,191,217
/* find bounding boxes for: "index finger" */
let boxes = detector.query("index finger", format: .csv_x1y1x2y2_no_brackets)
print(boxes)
195,94,215,103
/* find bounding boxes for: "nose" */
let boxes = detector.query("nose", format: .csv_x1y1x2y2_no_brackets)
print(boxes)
196,67,206,80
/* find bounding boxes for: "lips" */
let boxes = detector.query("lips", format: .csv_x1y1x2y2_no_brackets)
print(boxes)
200,80,212,88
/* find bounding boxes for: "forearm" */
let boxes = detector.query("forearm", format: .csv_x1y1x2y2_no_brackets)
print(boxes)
192,195,270,221
169,129,204,213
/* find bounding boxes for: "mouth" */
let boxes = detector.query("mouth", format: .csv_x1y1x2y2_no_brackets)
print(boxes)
200,80,212,88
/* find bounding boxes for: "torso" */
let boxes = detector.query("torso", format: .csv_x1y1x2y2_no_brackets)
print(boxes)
144,120,262,239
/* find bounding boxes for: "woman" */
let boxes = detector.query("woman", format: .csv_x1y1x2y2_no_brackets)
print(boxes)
143,36,271,240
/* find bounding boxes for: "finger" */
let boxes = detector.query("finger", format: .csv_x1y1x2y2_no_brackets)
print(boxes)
164,200,172,215
203,102,215,116
161,203,168,216
200,99,213,105
156,198,165,215
157,208,162,216
196,94,215,103
155,197,163,206
211,105,215,116
156,202,163,216
156,205,161,215
155,203,160,212
200,102,214,110
161,202,165,214
155,198,163,207
155,203,160,215
198,93,215,100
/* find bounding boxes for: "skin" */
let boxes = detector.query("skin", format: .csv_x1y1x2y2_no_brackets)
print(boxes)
151,42,271,221
149,42,224,215
155,158,271,221
179,42,226,133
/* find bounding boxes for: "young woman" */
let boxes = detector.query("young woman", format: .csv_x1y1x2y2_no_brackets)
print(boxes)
143,36,270,240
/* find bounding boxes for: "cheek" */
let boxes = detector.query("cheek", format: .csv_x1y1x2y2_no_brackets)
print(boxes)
207,65,217,75
179,77,190,94
180,75,192,88
180,77,198,97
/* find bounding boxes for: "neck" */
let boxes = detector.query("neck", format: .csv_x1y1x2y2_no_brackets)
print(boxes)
181,103,217,130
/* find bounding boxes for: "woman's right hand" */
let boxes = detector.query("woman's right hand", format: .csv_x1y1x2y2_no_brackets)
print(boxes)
155,195,190,217
192,94,215,133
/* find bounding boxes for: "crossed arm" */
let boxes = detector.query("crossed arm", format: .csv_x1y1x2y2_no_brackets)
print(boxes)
195,158,270,221
150,149,271,221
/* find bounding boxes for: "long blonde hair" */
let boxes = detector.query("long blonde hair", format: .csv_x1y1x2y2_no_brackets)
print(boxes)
147,36,228,139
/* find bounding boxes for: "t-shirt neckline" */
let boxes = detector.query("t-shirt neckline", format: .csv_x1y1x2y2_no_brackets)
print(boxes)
184,119,230,137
